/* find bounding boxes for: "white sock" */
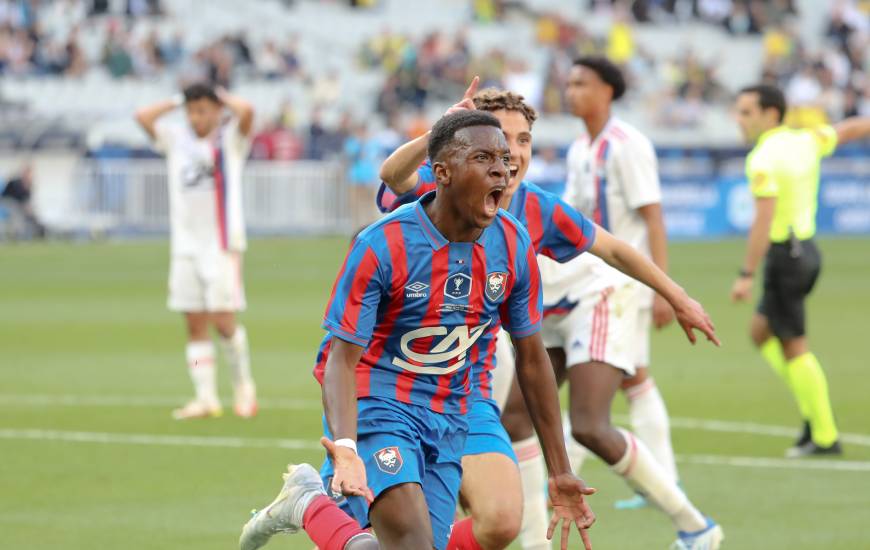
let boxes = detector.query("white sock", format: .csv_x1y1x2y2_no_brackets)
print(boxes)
611,428,706,532
513,436,551,550
626,377,679,483
219,325,254,388
186,341,218,405
562,411,589,473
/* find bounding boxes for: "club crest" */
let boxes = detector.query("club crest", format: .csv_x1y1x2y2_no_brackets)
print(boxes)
485,272,508,302
374,446,403,475
444,273,472,300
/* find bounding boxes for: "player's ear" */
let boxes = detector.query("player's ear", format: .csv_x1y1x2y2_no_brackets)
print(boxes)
433,160,451,187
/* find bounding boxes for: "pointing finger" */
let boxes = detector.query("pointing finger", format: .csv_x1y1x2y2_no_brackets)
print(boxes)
463,76,480,100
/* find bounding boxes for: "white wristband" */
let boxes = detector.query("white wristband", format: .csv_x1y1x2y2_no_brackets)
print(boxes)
334,438,357,454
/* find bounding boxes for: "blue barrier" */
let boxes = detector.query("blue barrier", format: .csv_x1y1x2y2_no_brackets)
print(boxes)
534,146,870,239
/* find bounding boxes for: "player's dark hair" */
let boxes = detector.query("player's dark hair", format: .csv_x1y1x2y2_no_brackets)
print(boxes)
473,88,538,129
573,56,626,100
428,110,502,162
739,84,787,123
183,83,220,105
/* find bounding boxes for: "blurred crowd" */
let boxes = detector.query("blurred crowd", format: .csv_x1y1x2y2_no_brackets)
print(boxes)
759,0,870,125
1,0,868,177
0,0,304,84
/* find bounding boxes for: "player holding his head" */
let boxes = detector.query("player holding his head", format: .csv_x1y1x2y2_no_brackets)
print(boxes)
377,80,721,550
135,83,258,419
240,110,597,550
731,84,870,456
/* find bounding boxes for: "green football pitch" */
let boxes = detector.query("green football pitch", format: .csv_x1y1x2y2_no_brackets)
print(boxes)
2,237,869,549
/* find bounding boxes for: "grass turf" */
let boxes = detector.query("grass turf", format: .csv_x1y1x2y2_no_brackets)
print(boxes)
1,237,868,549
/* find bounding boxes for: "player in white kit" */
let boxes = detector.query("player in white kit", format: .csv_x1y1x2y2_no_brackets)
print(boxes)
500,57,723,549
135,83,258,420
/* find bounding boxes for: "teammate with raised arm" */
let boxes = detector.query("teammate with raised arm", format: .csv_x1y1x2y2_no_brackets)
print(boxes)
135,83,258,420
378,79,721,550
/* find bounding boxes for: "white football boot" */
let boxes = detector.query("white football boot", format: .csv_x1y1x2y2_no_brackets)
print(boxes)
239,463,326,550
171,399,222,420
671,518,724,550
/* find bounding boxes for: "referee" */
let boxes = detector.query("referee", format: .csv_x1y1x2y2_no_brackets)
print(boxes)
730,84,870,457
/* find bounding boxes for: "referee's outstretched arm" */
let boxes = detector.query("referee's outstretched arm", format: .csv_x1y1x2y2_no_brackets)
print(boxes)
833,115,870,144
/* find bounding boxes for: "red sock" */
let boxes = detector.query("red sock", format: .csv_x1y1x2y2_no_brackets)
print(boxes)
446,517,484,550
302,495,366,550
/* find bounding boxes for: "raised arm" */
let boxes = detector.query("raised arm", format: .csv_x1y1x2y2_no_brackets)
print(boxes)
513,333,596,550
833,115,870,145
134,97,180,141
589,227,719,346
216,87,255,137
379,76,480,195
379,131,430,194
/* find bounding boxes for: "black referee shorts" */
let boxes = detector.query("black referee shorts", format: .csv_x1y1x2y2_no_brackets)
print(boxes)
757,239,821,340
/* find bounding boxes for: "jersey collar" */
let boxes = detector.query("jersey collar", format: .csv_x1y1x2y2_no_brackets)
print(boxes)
414,191,489,249
755,125,788,149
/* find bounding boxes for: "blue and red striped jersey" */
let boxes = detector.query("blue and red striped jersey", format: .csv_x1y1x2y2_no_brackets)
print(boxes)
314,191,543,415
375,162,597,400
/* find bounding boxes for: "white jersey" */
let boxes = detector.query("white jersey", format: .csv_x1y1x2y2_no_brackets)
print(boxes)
541,117,661,306
155,118,250,256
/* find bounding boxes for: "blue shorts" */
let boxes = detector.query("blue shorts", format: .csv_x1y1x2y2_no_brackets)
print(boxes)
319,397,468,550
462,398,517,462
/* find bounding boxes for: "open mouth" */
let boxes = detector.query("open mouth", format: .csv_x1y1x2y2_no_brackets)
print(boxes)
509,165,519,180
484,186,505,216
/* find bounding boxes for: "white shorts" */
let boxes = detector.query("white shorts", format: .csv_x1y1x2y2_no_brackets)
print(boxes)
541,283,642,375
634,306,651,368
168,252,246,312
490,329,515,410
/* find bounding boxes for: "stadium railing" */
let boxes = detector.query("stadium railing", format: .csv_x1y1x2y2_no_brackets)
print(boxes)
67,159,352,237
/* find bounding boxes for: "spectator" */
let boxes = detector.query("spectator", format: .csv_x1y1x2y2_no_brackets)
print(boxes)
343,123,382,227
103,25,134,78
1,163,45,239
255,39,286,80
251,118,305,161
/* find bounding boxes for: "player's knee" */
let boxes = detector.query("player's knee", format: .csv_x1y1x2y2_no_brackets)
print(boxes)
474,505,522,548
571,419,610,451
749,325,768,348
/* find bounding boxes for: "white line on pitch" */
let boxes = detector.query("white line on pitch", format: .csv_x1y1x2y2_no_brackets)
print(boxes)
0,393,321,410
1,428,868,473
676,454,870,472
0,429,321,451
3,393,869,448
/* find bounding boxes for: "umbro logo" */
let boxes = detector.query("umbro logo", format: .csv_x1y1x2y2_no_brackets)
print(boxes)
405,281,429,299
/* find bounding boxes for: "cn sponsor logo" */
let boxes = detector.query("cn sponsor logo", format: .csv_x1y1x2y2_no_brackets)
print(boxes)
392,320,492,374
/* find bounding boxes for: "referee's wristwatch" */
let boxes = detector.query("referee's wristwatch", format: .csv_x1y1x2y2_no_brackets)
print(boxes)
738,268,754,279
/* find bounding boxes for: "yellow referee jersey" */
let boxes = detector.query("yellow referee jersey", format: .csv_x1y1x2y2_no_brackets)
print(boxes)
745,125,838,242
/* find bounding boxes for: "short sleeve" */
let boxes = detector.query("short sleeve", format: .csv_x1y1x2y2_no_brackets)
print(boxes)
322,237,386,347
811,125,838,158
500,233,543,338
539,193,597,263
613,134,662,209
225,118,251,158
561,141,583,207
746,148,778,198
153,120,176,153
376,160,438,213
